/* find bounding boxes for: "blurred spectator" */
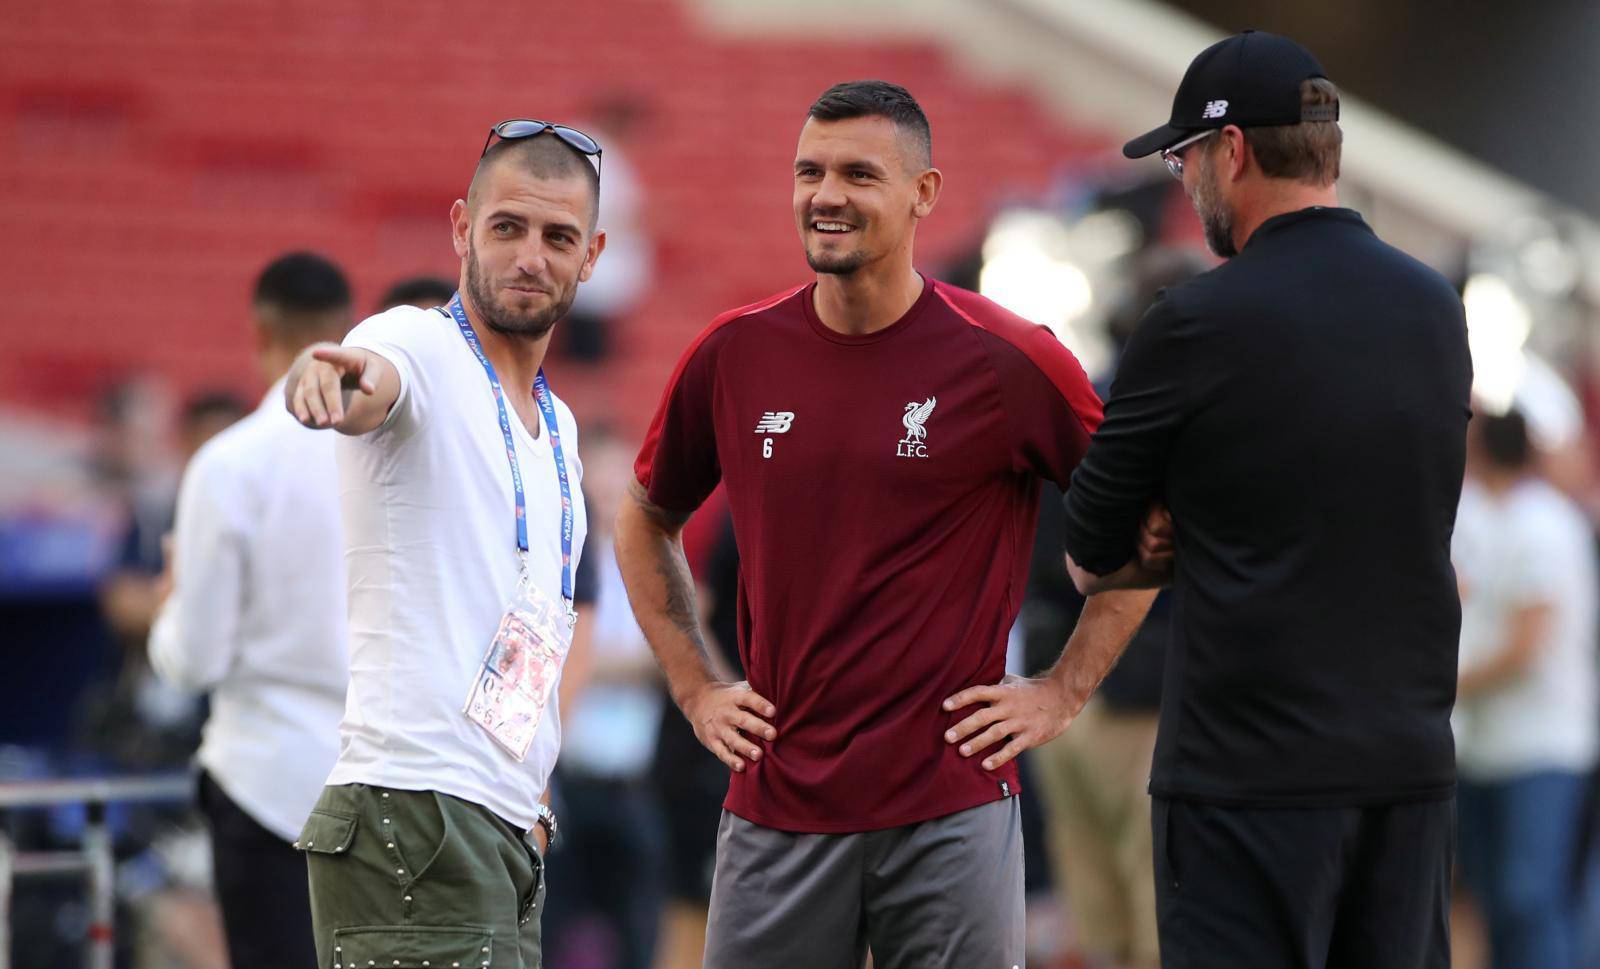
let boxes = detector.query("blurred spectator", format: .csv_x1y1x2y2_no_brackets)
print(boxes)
148,251,353,969
1025,248,1203,969
376,274,456,312
559,96,655,364
650,507,742,969
546,431,667,969
1453,407,1598,969
89,384,249,773
95,376,180,647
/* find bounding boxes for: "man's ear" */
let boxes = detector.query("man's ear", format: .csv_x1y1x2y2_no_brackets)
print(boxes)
1222,125,1249,182
450,199,470,259
913,167,943,219
579,229,608,283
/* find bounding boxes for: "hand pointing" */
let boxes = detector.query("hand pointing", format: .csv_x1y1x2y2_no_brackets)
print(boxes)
289,344,376,429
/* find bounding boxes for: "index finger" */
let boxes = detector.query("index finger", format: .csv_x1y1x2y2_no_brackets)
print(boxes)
311,346,365,372
733,689,776,719
942,684,1002,711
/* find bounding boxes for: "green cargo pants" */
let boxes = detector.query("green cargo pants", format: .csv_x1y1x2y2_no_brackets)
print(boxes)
297,784,545,969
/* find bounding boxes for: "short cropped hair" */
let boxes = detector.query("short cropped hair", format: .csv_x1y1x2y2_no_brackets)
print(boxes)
253,251,351,315
180,390,249,431
808,80,932,169
1477,409,1532,470
469,134,601,228
377,276,455,312
1244,77,1342,186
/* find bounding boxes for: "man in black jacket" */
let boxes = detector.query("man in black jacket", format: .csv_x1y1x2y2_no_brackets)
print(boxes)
1058,31,1472,969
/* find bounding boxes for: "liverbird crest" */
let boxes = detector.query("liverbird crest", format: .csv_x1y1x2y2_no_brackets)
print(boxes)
901,397,937,443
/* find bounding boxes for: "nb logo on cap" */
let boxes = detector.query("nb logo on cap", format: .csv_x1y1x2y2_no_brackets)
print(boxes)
1203,99,1229,119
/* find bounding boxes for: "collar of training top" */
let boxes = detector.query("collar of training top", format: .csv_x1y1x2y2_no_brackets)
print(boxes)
1240,205,1367,251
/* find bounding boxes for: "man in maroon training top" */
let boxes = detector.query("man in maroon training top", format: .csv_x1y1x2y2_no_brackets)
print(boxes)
616,80,1157,967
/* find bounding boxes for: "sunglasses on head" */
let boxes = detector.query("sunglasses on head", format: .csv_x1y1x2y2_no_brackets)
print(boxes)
481,119,603,177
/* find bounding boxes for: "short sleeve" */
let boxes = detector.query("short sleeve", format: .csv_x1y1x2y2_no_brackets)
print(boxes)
342,306,452,437
634,336,723,514
978,326,1103,486
1061,294,1192,575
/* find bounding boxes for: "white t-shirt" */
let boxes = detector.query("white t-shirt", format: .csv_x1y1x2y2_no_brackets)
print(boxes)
1452,477,1599,779
149,380,348,841
326,305,587,830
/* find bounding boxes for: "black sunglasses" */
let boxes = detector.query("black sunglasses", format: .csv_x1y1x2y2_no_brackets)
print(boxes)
481,119,603,177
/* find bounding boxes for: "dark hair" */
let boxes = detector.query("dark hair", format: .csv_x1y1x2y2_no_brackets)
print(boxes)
377,276,456,312
1477,409,1532,469
808,80,932,167
253,252,352,314
472,135,601,228
181,390,249,430
1244,77,1342,185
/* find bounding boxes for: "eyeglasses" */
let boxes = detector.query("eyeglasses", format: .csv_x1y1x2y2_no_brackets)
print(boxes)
1161,129,1215,180
481,119,603,177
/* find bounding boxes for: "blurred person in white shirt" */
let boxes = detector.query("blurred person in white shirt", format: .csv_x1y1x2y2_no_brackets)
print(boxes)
544,429,667,969
1453,406,1598,969
150,251,354,969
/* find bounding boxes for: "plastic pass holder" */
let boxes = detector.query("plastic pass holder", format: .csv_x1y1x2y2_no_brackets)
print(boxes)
463,564,575,761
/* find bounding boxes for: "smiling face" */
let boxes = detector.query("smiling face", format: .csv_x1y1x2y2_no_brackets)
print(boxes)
451,156,605,340
792,115,938,276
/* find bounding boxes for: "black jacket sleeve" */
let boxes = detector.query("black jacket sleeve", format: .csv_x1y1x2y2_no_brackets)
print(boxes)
1062,294,1192,575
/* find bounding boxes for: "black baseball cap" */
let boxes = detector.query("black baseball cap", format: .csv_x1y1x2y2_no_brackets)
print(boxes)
1123,30,1336,159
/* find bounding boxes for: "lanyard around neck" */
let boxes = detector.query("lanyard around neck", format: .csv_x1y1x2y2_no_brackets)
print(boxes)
446,295,575,609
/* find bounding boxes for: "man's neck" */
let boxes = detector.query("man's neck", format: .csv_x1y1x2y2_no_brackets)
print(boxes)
461,295,552,393
1478,468,1528,497
813,259,924,337
1230,180,1341,253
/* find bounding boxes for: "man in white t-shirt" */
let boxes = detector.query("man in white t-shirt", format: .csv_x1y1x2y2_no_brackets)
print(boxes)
1453,407,1598,969
284,120,605,969
150,251,353,969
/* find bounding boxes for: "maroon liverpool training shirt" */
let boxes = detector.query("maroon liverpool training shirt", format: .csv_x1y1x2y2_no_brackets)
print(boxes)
635,275,1103,832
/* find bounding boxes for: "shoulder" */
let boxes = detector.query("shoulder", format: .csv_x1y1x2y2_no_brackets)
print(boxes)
665,284,809,387
1149,262,1230,322
344,304,453,354
930,280,1102,424
930,279,1078,368
178,410,276,509
695,284,808,357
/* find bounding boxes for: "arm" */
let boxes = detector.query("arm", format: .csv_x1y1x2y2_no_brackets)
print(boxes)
943,587,1158,769
1062,297,1191,581
1458,601,1552,699
614,480,775,772
284,343,400,436
148,457,246,691
555,603,597,715
1067,503,1175,594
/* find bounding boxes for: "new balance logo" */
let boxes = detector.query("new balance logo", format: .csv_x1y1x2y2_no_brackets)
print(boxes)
1202,99,1229,119
754,411,795,434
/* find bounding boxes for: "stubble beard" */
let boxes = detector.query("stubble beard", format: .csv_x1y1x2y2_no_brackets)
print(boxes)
465,243,574,341
804,210,871,275
1192,152,1238,259
806,246,870,275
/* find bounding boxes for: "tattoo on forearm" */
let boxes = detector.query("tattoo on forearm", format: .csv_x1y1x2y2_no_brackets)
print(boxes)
656,553,705,643
627,479,691,532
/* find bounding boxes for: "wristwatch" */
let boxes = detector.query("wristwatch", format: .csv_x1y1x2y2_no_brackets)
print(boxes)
533,803,558,852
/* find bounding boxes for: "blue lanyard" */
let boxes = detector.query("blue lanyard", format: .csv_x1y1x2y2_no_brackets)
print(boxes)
446,295,575,610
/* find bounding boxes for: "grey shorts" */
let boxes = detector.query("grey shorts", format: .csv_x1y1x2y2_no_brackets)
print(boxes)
704,797,1025,969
